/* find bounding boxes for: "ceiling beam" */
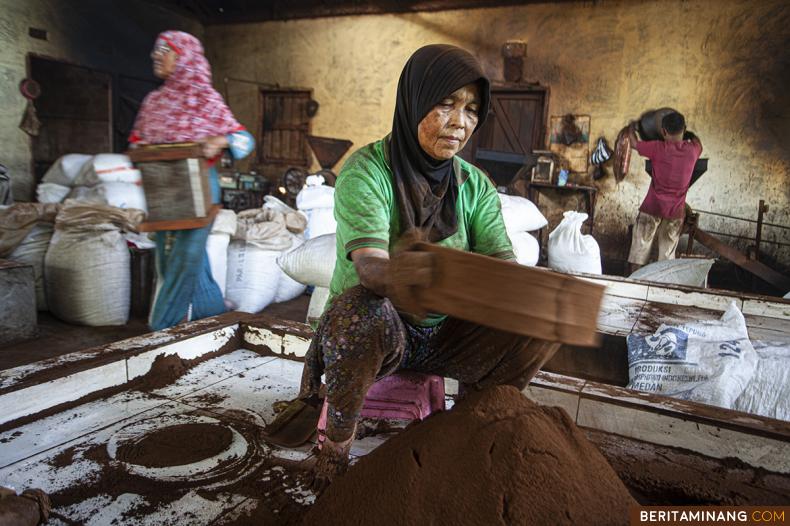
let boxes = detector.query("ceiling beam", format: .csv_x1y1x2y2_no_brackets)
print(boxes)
159,0,579,25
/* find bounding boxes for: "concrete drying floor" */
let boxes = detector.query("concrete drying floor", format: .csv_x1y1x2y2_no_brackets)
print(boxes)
0,350,408,525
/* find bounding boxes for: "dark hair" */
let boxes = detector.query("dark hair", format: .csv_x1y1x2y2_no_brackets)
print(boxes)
661,112,685,134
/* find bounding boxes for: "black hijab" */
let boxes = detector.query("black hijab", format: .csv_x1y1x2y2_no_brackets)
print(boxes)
390,44,490,242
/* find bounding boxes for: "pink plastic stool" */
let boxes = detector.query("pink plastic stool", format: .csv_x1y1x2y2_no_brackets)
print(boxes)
317,372,445,446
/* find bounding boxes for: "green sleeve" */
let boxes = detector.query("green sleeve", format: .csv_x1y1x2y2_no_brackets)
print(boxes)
334,158,392,260
468,173,515,260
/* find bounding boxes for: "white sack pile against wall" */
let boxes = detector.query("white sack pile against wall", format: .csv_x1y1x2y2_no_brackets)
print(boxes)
627,302,758,410
45,200,145,326
498,193,546,267
296,175,336,240
547,211,602,274
225,199,307,313
67,154,147,213
41,154,93,186
38,154,92,203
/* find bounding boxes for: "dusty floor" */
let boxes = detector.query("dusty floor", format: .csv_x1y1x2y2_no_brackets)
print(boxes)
0,351,405,525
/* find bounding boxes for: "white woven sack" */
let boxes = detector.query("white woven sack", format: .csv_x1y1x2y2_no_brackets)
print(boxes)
297,181,334,211
304,207,336,240
74,153,139,186
734,341,790,421
36,183,71,204
45,227,130,325
547,211,601,275
627,302,758,410
508,231,539,267
8,223,54,310
211,209,237,235
207,233,231,297
498,194,548,233
277,233,336,288
630,258,714,288
273,235,307,303
41,154,92,186
69,182,147,213
225,240,281,313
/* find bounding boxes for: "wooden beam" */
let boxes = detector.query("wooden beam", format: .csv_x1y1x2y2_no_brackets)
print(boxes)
693,227,790,292
160,0,577,25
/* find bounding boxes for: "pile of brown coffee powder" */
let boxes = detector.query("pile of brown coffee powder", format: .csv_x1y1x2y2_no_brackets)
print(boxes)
303,385,636,525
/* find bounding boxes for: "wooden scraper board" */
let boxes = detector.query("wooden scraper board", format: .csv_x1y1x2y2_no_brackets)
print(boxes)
413,243,605,347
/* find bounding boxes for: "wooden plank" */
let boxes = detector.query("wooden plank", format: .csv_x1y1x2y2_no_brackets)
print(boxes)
595,294,643,336
645,285,737,312
577,276,650,301
413,243,605,346
577,396,790,474
580,380,790,442
694,228,790,291
742,297,790,320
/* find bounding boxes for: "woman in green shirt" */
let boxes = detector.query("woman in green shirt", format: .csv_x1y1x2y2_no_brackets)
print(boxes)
277,44,560,488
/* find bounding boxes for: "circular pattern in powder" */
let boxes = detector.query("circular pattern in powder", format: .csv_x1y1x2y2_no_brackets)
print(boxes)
116,423,233,468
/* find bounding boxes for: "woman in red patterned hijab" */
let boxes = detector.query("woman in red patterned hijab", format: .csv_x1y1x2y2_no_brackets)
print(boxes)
130,31,255,331
130,30,245,152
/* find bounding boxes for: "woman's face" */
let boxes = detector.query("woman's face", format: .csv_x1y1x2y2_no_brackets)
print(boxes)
417,83,481,161
151,42,178,79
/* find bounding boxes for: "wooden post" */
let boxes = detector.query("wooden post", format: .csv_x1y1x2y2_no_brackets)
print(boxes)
754,200,768,261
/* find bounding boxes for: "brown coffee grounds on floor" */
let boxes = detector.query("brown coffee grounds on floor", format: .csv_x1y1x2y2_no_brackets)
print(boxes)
133,353,191,391
116,423,233,468
586,429,790,505
303,385,637,526
49,446,77,469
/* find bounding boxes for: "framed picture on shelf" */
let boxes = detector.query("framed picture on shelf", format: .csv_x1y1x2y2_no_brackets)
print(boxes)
531,152,555,183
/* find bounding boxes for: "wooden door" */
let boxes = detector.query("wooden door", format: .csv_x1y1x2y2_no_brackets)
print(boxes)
113,74,159,152
460,86,548,161
258,89,312,168
30,56,112,182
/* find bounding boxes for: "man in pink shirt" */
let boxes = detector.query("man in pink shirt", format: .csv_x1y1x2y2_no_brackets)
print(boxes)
627,111,702,273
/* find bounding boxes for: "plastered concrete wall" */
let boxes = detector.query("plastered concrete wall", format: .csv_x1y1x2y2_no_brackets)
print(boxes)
212,0,785,266
0,0,201,201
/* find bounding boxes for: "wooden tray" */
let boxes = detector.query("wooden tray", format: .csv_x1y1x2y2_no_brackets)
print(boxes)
138,204,221,232
127,143,213,225
127,143,203,162
413,243,605,347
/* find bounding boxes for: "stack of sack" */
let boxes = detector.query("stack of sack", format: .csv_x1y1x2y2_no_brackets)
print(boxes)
497,193,546,266
68,154,147,212
225,197,308,313
278,233,336,326
37,154,147,213
36,154,92,203
44,199,145,326
1,203,60,311
296,174,336,239
547,211,602,275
